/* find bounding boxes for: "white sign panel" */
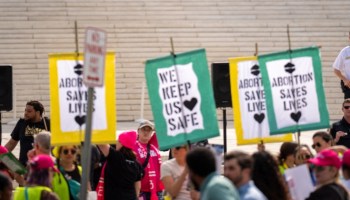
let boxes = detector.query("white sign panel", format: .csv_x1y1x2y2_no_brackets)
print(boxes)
83,27,107,87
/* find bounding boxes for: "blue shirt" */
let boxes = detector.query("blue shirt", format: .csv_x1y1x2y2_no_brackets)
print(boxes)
200,172,239,200
238,181,267,200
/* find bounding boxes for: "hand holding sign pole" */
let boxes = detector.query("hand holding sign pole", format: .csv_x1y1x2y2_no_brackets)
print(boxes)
80,27,107,200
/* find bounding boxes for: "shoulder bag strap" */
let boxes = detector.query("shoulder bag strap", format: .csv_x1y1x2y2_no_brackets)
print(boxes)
142,143,151,169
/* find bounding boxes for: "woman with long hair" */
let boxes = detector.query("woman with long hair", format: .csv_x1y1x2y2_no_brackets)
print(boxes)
13,154,59,200
252,151,290,200
98,130,143,200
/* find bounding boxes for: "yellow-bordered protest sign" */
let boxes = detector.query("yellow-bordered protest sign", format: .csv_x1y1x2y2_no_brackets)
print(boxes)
49,52,116,145
229,56,292,145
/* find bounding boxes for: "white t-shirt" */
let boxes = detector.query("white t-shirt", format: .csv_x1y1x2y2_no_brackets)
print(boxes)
161,158,190,200
333,46,350,79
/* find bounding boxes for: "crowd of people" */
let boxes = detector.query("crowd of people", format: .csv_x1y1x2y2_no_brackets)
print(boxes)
0,33,349,199
2,100,350,200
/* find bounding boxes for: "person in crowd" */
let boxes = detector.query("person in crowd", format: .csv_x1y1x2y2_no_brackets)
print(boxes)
161,145,190,200
294,144,314,166
312,131,333,153
52,145,81,183
0,173,13,200
306,149,349,200
186,147,239,200
27,132,71,200
333,31,350,99
134,120,164,200
251,151,290,200
5,100,50,166
341,149,350,190
330,98,350,148
98,130,143,200
278,142,298,174
224,150,267,200
13,154,59,200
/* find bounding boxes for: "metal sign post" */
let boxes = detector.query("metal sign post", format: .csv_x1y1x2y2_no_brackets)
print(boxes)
80,27,107,200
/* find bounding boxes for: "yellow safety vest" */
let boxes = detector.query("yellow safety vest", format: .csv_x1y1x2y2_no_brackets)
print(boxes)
13,186,52,200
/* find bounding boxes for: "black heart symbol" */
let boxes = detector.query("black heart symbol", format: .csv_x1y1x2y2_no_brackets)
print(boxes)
75,115,86,126
284,62,295,74
184,98,198,111
290,111,302,122
74,64,83,76
251,64,260,76
254,113,265,124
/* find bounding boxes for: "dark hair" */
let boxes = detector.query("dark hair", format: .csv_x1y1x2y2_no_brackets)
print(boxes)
278,142,298,165
252,151,290,200
0,173,11,192
224,151,252,170
313,131,333,145
119,146,136,160
186,148,216,177
27,168,52,188
26,100,44,116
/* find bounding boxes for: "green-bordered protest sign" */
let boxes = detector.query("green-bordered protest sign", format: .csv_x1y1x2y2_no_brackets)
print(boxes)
145,49,219,150
0,152,27,175
259,46,329,134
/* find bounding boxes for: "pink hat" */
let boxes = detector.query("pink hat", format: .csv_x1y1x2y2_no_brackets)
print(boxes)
118,131,137,149
342,150,350,167
30,155,59,172
0,146,8,154
308,149,341,169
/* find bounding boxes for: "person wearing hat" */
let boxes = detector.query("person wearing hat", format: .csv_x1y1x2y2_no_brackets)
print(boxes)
98,130,143,200
306,149,349,200
134,120,164,200
341,149,350,190
13,154,59,200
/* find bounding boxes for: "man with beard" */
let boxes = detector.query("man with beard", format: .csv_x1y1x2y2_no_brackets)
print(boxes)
5,100,50,166
186,148,239,200
224,151,267,200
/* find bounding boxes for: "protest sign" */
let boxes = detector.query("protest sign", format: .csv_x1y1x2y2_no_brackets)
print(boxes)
259,47,329,134
0,152,27,175
145,49,219,150
285,164,315,200
49,52,116,145
229,56,292,145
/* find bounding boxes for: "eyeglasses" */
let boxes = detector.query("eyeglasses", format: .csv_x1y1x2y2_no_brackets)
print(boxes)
62,149,77,155
312,143,321,149
344,106,350,109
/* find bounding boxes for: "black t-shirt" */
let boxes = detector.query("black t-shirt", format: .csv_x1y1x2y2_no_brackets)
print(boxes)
330,118,350,148
306,183,349,200
65,164,81,183
11,118,50,166
104,147,142,200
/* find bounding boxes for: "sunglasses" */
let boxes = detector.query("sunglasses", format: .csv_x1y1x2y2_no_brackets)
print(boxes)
312,143,321,149
62,149,77,155
344,106,350,109
298,154,312,160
